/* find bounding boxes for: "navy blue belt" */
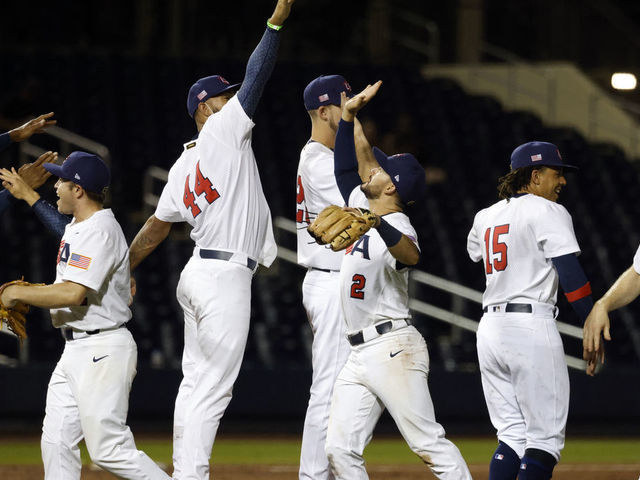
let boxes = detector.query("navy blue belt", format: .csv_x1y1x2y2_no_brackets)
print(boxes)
199,249,257,270
348,319,413,346
483,303,532,313
62,324,126,341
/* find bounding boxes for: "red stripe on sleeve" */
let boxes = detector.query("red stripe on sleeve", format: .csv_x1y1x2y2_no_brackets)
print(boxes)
564,282,592,302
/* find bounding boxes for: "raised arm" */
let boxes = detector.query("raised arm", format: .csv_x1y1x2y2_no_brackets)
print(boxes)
236,0,295,118
1,113,57,151
129,215,172,271
0,153,71,237
0,189,10,215
334,82,383,202
354,118,379,181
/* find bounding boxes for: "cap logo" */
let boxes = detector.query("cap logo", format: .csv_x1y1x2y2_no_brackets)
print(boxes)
531,154,542,161
318,94,329,102
197,90,208,100
344,81,352,92
219,76,230,85
74,173,81,180
557,148,562,159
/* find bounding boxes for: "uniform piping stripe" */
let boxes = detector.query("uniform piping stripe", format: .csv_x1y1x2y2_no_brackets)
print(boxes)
564,282,592,302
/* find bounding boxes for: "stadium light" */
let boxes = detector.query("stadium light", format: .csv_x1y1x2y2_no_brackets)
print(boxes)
611,73,637,90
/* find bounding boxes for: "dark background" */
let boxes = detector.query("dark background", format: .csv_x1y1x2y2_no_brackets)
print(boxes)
1,0,639,433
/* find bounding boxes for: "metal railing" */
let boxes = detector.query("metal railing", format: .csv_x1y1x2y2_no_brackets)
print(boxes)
274,216,587,371
18,124,111,166
140,168,588,372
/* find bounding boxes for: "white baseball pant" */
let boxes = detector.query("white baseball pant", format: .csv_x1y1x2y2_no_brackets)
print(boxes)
299,269,351,480
326,327,471,480
41,327,170,479
172,256,253,480
476,304,569,460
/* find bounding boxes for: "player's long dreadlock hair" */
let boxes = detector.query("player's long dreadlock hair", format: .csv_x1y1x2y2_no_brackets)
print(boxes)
497,166,537,200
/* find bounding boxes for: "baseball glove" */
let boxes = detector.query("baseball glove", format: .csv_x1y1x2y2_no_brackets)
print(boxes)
308,205,379,252
0,279,38,341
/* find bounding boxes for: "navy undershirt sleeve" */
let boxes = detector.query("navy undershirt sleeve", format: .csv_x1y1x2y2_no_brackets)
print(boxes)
0,189,11,215
236,28,280,118
334,120,362,203
32,198,71,238
0,132,10,152
552,253,594,323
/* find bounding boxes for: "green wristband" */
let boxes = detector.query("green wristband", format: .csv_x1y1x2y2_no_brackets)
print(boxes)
266,21,282,31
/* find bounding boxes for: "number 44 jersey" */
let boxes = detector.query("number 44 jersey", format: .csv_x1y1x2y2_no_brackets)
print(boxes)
467,193,580,307
155,95,277,267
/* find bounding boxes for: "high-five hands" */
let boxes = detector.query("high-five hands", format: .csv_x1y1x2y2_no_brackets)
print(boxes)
341,81,383,122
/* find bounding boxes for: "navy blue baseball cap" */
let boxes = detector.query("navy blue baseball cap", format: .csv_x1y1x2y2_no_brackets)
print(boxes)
187,75,241,117
304,75,354,111
510,141,577,170
372,147,427,206
44,151,110,193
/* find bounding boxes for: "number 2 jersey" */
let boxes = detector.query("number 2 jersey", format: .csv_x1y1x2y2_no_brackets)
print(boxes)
340,188,420,334
155,95,277,267
467,193,581,307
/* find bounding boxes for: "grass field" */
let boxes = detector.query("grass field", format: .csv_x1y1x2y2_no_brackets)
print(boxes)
1,435,638,466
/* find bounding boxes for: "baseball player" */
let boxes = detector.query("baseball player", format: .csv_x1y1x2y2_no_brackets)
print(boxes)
297,74,384,480
127,1,295,478
0,112,57,214
324,81,472,480
583,245,640,375
0,152,170,479
467,141,594,480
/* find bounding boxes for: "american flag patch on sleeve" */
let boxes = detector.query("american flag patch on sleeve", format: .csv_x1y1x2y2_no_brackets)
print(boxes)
68,253,92,270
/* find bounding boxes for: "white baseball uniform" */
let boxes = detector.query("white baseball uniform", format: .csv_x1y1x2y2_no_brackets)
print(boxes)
41,209,170,479
296,140,351,480
467,193,580,460
155,94,276,480
325,188,472,480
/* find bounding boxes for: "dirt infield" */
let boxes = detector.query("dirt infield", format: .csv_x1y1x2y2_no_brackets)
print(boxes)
2,463,638,479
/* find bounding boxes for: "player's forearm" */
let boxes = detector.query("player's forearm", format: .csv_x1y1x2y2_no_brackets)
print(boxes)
0,189,11,214
597,266,640,313
0,132,10,152
334,120,362,203
376,218,420,265
32,198,71,238
12,282,87,308
354,118,378,182
236,28,281,118
129,215,171,271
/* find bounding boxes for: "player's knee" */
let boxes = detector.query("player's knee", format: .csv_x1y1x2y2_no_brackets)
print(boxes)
325,442,362,476
523,448,556,467
519,448,557,480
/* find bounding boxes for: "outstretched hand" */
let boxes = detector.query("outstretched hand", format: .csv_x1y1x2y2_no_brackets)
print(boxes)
0,167,41,206
341,81,383,122
8,112,57,143
269,0,295,27
582,303,611,376
18,151,57,190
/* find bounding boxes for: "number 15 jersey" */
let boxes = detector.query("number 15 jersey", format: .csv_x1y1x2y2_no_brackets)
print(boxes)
467,193,580,307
